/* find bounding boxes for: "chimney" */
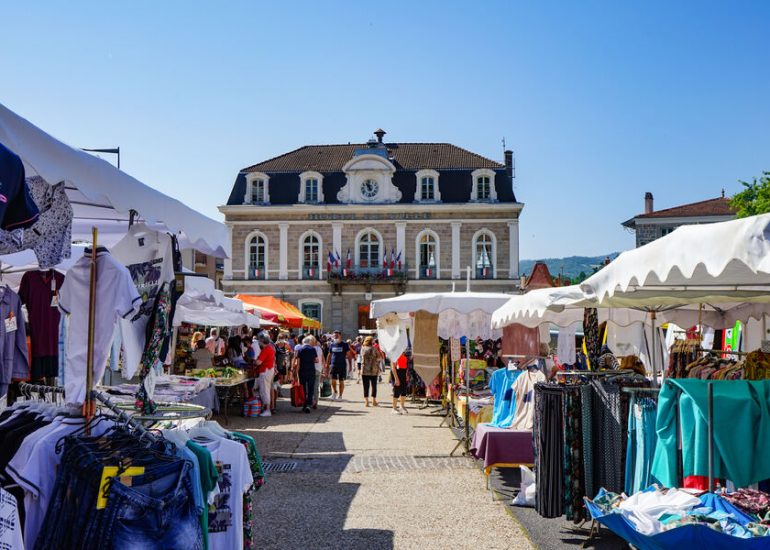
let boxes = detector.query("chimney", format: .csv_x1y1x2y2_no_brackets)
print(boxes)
504,150,513,179
374,128,386,143
644,192,654,214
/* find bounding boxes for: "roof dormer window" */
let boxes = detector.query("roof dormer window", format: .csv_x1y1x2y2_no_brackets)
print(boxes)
244,172,270,205
299,171,325,203
414,169,441,202
470,169,497,202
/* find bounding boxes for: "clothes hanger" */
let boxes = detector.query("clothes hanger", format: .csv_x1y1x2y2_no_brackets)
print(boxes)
201,420,229,437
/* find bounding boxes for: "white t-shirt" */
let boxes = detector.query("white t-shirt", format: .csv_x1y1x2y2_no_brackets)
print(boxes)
0,487,23,550
196,437,254,550
314,345,324,373
508,369,546,430
59,249,141,405
111,224,175,378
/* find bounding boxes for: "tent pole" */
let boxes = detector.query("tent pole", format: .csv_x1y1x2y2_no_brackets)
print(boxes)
84,227,99,433
650,311,658,385
708,382,714,492
464,337,470,454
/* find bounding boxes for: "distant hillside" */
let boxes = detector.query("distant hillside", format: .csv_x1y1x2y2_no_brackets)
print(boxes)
520,253,620,281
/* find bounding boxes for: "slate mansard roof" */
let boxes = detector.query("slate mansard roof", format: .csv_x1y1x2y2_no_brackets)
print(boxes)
225,142,517,206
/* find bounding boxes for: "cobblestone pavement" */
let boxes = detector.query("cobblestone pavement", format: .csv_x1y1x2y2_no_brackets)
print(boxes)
224,383,534,550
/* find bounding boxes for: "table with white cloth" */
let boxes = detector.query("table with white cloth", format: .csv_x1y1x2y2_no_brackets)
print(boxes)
101,375,219,413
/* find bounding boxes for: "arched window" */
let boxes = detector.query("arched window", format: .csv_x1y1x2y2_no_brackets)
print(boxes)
357,230,381,270
473,231,494,279
247,233,267,279
301,233,320,279
417,231,439,279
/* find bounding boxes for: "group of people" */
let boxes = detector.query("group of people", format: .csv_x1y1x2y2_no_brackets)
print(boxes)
190,326,413,416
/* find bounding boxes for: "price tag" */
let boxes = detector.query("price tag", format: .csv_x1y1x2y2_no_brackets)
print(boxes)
50,295,59,307
96,466,145,509
5,313,17,333
51,276,58,307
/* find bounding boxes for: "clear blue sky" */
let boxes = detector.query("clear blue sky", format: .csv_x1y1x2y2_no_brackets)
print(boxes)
3,1,769,259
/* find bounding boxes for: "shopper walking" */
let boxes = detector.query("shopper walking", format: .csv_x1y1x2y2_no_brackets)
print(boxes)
254,332,276,417
391,350,410,414
310,335,325,408
327,330,350,400
295,335,319,413
360,336,380,407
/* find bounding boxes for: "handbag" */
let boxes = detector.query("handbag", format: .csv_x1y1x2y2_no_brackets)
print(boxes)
321,378,332,398
291,380,305,408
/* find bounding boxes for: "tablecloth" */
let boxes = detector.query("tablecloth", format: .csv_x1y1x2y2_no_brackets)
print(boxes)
470,423,534,470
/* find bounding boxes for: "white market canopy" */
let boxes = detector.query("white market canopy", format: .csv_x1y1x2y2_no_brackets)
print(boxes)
579,213,770,308
370,291,513,318
174,276,260,328
0,102,228,258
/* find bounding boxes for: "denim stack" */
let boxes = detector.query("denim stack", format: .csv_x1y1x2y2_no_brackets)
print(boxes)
35,432,202,550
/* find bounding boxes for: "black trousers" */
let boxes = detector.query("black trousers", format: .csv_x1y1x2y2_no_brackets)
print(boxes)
299,370,316,408
362,375,378,398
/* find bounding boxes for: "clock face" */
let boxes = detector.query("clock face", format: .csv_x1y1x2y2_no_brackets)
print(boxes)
361,179,379,200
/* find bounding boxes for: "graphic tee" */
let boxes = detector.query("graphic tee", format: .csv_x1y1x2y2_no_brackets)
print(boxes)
508,369,546,430
197,437,253,550
59,248,141,405
0,486,24,550
18,270,65,358
487,367,523,428
110,224,174,378
328,341,349,371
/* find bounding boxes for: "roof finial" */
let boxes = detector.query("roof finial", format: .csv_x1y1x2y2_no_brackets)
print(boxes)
374,128,386,143
721,188,725,198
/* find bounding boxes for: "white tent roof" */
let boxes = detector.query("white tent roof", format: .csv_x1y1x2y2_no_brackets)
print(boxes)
173,275,260,328
370,291,513,318
0,102,228,258
579,214,770,307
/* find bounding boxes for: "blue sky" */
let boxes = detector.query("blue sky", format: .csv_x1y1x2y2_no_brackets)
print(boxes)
3,1,769,259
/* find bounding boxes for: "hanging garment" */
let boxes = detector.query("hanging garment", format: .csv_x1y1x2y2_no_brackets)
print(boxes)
0,142,40,231
59,247,141,405
584,308,600,366
557,324,577,365
487,367,523,428
652,379,770,489
606,322,646,359
376,313,409,361
0,286,29,397
412,311,441,386
19,270,65,378
0,487,24,550
437,309,467,340
508,369,546,430
534,383,565,518
562,386,585,522
625,397,658,495
111,224,175,379
501,323,539,357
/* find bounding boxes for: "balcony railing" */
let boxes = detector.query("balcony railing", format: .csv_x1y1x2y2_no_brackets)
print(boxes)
327,265,408,284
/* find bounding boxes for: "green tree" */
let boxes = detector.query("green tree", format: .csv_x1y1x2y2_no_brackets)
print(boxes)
730,171,770,218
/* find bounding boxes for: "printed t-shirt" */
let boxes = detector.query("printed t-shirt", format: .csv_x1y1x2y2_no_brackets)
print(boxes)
19,270,65,359
0,487,24,550
187,440,219,550
256,343,275,375
328,341,349,370
59,248,141,405
196,437,253,550
297,345,318,374
111,224,174,378
487,367,523,428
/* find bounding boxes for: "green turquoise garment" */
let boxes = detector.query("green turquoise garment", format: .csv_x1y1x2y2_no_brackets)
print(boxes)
187,440,219,550
651,379,770,488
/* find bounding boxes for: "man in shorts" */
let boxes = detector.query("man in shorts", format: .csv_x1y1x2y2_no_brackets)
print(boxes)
326,330,350,400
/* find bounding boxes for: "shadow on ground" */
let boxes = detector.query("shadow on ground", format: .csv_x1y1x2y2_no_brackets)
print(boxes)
488,467,629,550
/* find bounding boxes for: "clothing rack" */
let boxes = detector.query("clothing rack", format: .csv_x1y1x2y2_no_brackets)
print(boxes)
18,382,65,395
621,387,661,394
556,369,635,378
90,389,156,441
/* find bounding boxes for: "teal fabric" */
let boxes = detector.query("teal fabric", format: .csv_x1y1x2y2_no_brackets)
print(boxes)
487,368,523,428
651,379,770,488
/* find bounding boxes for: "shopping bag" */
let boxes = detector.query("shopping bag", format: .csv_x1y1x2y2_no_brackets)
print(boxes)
321,379,332,398
291,381,305,408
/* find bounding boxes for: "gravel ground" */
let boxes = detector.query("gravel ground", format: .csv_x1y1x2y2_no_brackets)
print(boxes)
223,384,534,550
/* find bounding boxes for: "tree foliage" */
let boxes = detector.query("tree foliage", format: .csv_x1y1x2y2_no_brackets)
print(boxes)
730,172,770,218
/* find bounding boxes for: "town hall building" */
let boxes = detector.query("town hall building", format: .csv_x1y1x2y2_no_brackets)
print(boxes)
219,130,523,334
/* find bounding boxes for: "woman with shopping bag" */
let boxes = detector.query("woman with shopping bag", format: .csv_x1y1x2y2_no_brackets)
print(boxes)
293,336,319,413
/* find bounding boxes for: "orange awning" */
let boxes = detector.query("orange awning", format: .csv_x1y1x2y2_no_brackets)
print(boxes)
235,295,321,329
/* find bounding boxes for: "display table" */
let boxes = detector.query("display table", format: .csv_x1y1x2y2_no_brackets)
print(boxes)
470,423,534,488
454,394,494,430
103,375,219,412
214,377,254,425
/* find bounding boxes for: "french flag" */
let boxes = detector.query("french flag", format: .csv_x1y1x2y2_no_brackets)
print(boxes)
390,248,395,269
382,249,388,270
396,250,402,271
334,250,341,267
346,249,352,269
327,250,334,272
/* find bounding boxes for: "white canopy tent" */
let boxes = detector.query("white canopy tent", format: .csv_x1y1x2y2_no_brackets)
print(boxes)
0,102,228,259
174,276,261,328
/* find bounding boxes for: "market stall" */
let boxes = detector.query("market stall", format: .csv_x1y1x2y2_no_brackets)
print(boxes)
236,294,320,329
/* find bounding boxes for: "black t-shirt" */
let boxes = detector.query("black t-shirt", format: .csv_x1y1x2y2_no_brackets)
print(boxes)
297,345,318,373
329,341,349,370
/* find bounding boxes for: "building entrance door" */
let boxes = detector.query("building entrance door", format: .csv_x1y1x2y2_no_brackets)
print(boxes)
358,305,377,331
